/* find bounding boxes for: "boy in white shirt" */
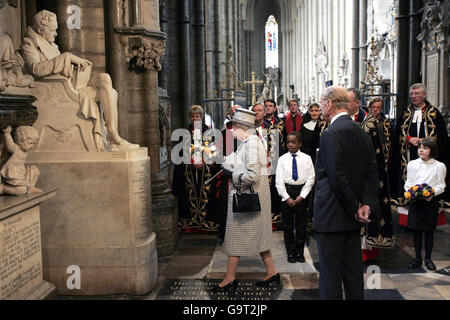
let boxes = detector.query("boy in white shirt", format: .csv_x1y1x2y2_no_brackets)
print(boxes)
276,131,316,263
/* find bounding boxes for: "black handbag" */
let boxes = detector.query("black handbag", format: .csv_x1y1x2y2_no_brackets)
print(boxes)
232,173,261,213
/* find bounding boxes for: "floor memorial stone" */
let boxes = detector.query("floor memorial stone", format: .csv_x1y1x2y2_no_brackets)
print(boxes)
155,279,404,300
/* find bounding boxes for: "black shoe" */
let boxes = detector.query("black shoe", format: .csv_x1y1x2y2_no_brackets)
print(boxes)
255,273,281,287
296,254,305,263
211,279,237,294
425,259,436,271
408,258,422,269
287,255,297,263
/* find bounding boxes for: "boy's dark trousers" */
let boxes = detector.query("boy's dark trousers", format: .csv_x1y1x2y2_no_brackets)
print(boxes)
281,184,308,256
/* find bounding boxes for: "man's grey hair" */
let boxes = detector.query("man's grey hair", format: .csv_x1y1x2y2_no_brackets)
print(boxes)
410,83,427,95
33,10,57,35
346,87,361,101
252,103,266,112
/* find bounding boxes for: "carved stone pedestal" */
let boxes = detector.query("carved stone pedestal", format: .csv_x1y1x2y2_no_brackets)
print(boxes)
0,190,57,300
27,148,158,295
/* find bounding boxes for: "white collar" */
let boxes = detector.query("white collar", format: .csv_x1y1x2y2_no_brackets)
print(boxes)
418,157,436,164
331,112,348,125
289,150,301,157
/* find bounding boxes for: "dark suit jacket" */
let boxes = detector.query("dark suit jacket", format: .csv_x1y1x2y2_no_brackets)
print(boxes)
313,114,379,233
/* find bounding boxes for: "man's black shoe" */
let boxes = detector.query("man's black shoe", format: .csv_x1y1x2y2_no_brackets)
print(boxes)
287,255,297,263
408,258,422,269
296,254,306,263
424,259,436,271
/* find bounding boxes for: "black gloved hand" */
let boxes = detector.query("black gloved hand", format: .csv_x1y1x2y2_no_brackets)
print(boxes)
222,168,233,178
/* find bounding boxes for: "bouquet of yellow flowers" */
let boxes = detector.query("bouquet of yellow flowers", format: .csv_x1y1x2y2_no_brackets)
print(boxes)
190,141,218,159
404,183,435,202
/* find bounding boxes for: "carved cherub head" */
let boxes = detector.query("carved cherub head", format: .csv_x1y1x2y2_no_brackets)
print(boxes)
33,10,58,43
14,126,39,152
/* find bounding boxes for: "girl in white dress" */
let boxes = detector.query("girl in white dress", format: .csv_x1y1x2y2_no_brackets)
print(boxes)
404,138,446,271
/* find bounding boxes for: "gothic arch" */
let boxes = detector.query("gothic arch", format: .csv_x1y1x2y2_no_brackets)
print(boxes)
244,0,289,31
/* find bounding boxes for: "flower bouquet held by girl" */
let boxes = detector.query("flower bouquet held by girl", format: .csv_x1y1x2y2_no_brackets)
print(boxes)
405,183,435,202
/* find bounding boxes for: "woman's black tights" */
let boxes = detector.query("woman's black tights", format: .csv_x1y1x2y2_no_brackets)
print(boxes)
413,230,434,260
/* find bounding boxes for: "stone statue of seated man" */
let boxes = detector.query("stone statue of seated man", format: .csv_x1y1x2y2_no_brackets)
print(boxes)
0,28,34,92
21,10,137,151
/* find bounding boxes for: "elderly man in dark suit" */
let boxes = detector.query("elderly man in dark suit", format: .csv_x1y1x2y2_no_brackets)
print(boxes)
313,86,379,300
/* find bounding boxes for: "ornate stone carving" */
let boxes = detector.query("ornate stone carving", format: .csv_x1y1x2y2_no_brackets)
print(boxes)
125,37,166,73
362,35,384,95
314,41,329,77
0,125,41,195
0,32,34,92
417,0,448,52
337,53,350,87
0,0,17,9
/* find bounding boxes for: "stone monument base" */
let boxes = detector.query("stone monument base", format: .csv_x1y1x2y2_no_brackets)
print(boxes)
27,148,158,295
0,190,57,300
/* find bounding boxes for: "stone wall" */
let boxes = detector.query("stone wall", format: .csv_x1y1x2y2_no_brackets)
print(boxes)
55,0,107,74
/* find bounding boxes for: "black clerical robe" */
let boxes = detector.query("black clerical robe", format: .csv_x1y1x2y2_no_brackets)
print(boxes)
361,113,395,247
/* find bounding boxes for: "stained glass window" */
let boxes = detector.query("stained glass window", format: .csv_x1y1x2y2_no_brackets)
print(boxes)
265,15,279,69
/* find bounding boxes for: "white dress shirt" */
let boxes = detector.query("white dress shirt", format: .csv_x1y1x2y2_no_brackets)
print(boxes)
330,112,348,125
404,158,447,196
275,150,316,201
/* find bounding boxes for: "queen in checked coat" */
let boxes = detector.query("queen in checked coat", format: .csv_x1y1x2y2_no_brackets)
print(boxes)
215,108,279,291
223,132,273,257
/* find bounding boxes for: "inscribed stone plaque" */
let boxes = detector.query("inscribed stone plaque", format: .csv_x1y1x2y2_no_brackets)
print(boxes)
0,207,43,300
128,159,152,244
426,53,439,107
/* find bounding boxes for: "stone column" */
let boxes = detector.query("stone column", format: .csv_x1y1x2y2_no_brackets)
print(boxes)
359,0,367,86
396,0,409,114
159,0,169,90
105,0,129,140
408,0,422,86
193,0,206,104
213,0,222,98
351,0,360,88
204,0,214,118
180,0,192,127
113,0,176,258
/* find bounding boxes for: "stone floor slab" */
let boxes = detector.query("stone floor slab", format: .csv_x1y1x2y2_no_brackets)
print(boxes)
433,285,450,300
401,286,445,300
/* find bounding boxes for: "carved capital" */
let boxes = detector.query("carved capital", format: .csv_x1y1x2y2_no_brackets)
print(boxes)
418,1,448,51
0,0,17,9
116,28,166,74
